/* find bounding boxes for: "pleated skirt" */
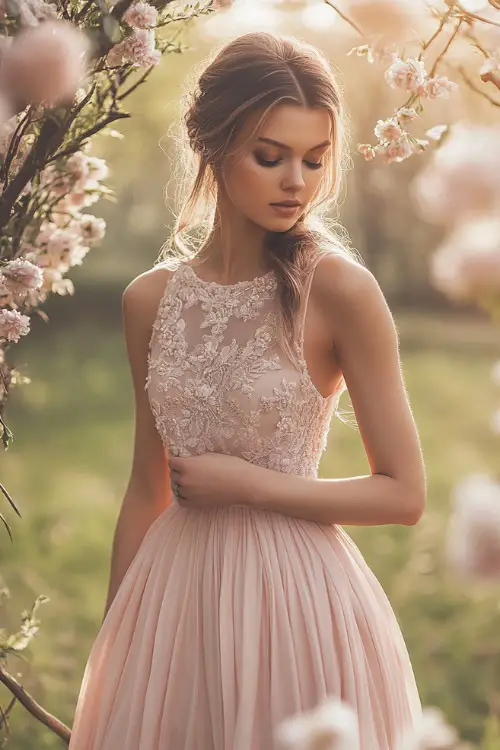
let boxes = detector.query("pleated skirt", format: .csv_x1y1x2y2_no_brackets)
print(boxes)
68,503,421,750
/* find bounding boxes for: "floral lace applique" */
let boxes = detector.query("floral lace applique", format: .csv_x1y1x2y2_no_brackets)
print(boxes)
146,262,343,478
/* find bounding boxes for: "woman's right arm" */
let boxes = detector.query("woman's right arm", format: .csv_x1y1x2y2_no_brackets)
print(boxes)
102,266,173,622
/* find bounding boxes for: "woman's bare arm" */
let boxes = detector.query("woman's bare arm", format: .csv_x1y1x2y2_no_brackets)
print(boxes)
249,253,427,526
102,266,173,621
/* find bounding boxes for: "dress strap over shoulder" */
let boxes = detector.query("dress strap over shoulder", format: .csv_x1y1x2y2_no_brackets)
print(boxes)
297,253,325,348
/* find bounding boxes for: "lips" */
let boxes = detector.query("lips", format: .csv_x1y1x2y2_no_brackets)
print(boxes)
271,202,301,207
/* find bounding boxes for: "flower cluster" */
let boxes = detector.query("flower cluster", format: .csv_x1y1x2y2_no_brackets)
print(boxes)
0,145,107,345
0,20,89,121
357,56,458,165
275,699,461,750
107,0,160,68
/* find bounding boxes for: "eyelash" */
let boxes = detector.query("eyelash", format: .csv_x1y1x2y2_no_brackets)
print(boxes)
256,156,324,171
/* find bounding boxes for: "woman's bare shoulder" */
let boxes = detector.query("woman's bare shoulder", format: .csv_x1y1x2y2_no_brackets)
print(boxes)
122,263,177,326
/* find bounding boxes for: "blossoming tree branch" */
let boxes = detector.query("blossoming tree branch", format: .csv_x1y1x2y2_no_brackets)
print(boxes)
0,0,214,741
324,0,500,590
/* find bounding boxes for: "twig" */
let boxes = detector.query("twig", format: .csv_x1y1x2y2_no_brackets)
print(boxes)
323,0,364,36
0,480,21,517
430,18,464,77
0,666,71,745
50,111,130,162
418,5,456,60
75,0,95,22
117,67,154,100
0,696,17,734
1,108,32,185
456,1,500,27
457,63,500,106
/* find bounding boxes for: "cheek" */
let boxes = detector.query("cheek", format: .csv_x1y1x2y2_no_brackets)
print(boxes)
224,157,272,206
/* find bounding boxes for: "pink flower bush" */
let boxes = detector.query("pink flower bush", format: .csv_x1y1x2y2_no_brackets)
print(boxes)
0,308,30,343
123,1,158,29
107,28,161,67
446,474,500,581
430,217,500,301
412,124,500,225
397,707,459,750
0,20,90,107
275,698,359,750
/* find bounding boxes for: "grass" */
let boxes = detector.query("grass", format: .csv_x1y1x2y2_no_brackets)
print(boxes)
0,307,499,748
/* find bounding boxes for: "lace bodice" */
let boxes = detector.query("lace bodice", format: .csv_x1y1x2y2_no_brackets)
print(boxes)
145,261,346,479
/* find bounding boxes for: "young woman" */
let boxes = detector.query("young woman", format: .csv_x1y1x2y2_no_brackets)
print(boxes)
69,31,425,750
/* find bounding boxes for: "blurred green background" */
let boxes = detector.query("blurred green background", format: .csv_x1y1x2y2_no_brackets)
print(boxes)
1,7,500,748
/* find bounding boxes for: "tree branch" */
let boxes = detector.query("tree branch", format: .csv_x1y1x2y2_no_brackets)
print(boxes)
0,666,71,745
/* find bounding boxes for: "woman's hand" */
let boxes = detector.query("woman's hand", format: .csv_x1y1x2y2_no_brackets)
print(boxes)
168,452,262,510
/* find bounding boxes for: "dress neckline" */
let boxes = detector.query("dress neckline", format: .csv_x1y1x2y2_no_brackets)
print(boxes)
183,262,276,290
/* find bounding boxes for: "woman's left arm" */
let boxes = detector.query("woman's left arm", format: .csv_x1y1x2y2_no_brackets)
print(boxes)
169,256,427,527
248,255,427,527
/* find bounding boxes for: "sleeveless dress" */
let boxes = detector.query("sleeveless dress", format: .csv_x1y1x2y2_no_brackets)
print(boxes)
68,260,421,750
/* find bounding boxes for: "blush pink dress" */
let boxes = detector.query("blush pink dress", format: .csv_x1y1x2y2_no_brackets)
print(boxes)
69,259,421,750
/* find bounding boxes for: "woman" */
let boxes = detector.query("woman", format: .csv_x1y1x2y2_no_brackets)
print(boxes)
69,31,425,750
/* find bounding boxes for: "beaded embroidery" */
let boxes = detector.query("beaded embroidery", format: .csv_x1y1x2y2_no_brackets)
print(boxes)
146,263,343,478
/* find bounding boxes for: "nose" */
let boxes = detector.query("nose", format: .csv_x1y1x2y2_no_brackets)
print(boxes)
281,159,306,192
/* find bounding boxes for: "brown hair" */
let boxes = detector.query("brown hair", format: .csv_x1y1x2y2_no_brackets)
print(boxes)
159,31,362,371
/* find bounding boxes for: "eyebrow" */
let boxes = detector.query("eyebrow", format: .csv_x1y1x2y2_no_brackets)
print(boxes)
257,137,331,151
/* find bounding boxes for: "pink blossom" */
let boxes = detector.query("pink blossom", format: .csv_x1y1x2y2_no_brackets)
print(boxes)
357,144,378,161
86,155,109,182
381,137,414,163
276,697,359,750
77,214,106,244
384,57,427,93
0,277,13,307
16,0,58,25
446,473,500,581
1,259,43,296
417,75,458,99
398,707,459,750
65,151,90,182
425,124,448,142
0,308,30,342
114,28,161,68
396,107,418,124
412,124,500,224
374,118,403,143
124,1,158,29
430,217,500,301
0,20,90,107
480,57,500,90
41,267,74,296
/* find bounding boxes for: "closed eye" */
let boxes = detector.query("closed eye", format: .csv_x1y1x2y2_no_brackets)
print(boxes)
256,156,323,170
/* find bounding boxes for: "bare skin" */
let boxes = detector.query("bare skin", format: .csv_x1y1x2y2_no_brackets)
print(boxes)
104,104,426,616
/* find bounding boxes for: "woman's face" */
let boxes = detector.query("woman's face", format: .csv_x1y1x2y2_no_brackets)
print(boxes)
220,104,333,232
